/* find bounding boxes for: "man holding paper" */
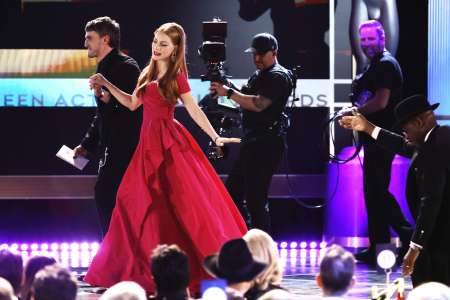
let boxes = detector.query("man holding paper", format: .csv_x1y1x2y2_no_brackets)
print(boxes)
74,17,142,237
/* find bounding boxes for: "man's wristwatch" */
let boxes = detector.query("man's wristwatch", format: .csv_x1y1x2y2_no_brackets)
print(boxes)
226,88,235,99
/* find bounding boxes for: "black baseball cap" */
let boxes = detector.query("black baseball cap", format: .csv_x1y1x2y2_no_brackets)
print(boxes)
245,33,278,54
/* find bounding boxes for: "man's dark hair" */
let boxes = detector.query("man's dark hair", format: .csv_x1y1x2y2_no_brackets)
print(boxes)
0,249,23,294
85,16,121,49
31,265,77,300
319,245,355,296
150,244,190,297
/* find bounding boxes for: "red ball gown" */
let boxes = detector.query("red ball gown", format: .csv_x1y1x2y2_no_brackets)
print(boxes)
84,73,247,292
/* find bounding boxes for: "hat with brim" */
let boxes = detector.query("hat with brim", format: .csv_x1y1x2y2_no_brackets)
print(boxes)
245,33,278,55
393,94,439,129
203,238,267,284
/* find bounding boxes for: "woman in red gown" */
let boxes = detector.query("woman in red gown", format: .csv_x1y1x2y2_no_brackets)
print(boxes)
84,22,247,293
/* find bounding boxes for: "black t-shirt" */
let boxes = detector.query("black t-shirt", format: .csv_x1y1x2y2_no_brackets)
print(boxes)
352,51,403,129
241,63,292,132
81,48,142,160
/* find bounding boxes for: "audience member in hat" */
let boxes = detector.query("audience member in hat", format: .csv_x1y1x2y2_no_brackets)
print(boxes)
408,282,450,300
243,229,287,300
0,250,23,297
100,281,147,300
21,256,56,300
150,244,191,300
316,245,355,299
0,277,16,300
203,238,268,298
339,94,450,286
30,265,77,300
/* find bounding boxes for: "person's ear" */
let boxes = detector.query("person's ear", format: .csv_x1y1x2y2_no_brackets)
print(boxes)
103,35,110,45
414,116,424,129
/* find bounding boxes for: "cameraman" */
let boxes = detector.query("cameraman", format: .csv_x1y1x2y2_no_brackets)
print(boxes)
210,33,293,233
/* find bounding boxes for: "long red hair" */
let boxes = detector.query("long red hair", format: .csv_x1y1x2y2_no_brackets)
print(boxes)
136,22,188,104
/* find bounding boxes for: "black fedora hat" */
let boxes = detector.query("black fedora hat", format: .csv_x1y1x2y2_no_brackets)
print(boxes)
394,94,439,129
203,238,267,284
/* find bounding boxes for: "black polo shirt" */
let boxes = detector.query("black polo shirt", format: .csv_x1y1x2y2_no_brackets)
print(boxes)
353,51,403,129
241,63,292,131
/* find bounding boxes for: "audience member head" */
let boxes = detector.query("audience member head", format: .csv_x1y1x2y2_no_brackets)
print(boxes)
99,281,147,300
0,277,16,300
203,238,267,294
0,250,23,295
150,244,190,300
408,282,450,300
21,256,56,300
30,265,77,300
316,245,355,297
256,289,298,300
243,229,282,290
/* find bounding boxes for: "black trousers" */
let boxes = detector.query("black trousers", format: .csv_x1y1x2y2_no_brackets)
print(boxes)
94,150,130,238
363,141,412,247
226,133,284,234
412,248,450,287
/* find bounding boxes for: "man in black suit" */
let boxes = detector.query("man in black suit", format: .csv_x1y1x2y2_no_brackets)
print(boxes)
339,94,450,286
74,17,142,237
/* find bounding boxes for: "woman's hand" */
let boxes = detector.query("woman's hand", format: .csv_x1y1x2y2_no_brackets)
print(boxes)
215,137,241,147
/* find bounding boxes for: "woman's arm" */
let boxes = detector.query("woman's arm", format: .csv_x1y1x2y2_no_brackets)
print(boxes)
89,73,142,111
180,92,240,146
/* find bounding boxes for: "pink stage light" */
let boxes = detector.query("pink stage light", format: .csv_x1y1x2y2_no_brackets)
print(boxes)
60,243,69,251
90,242,99,250
50,243,59,251
70,243,79,251
80,242,89,251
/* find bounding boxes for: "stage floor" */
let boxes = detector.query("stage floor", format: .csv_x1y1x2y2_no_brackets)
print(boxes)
75,248,412,299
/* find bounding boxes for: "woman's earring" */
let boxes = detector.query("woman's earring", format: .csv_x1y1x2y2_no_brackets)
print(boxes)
171,53,176,62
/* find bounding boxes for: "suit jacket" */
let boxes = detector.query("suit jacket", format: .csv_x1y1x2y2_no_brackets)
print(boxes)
377,125,450,253
81,49,142,167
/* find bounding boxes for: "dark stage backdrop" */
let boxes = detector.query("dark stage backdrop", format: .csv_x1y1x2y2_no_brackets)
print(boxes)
0,107,328,242
0,107,328,175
